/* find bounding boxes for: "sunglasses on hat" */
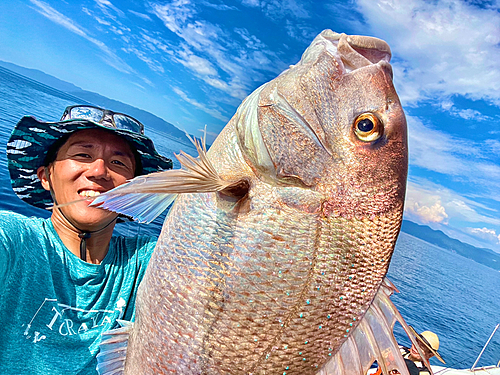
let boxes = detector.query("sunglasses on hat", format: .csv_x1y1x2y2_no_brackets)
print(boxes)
60,105,145,135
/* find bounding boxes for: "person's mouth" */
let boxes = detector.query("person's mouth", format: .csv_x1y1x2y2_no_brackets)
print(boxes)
79,190,103,199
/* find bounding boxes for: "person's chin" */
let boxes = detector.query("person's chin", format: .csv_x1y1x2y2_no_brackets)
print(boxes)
73,207,117,227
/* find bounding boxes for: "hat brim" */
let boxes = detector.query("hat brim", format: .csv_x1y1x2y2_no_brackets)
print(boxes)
409,325,446,364
7,116,172,210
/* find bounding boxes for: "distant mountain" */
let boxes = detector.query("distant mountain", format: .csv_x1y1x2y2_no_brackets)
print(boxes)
0,60,82,92
401,220,500,271
0,60,192,146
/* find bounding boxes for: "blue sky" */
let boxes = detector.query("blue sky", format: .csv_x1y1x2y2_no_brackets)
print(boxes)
0,0,499,252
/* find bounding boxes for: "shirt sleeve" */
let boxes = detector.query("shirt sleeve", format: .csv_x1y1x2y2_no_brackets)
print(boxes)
0,211,24,286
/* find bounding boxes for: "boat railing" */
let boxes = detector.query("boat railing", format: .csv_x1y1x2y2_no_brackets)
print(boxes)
470,323,499,371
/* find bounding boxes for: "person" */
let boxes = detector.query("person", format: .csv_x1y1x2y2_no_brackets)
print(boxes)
390,326,446,375
0,105,172,374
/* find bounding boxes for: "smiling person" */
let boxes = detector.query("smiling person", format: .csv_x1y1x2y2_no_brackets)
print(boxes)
0,105,172,374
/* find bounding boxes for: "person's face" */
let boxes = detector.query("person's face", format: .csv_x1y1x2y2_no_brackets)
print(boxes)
410,343,434,361
37,129,136,230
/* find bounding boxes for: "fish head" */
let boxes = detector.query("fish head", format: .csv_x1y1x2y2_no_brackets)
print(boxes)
236,29,408,219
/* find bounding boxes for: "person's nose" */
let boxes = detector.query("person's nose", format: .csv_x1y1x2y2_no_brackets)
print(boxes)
87,158,110,180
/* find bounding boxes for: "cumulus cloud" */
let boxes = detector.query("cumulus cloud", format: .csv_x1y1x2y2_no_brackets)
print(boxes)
405,179,500,226
465,227,500,245
406,200,448,224
357,0,500,106
405,185,449,224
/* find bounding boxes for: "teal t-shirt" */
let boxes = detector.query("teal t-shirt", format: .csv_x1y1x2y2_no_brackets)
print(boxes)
0,211,156,374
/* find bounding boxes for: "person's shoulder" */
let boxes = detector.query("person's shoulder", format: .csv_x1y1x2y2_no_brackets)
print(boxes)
0,210,47,232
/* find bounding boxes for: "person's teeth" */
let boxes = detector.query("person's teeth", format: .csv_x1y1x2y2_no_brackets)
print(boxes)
80,191,101,197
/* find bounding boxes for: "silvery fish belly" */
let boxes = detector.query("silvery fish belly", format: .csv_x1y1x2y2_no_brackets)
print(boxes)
95,30,417,375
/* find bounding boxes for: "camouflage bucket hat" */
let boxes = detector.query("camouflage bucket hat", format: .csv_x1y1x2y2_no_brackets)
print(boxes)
7,115,173,210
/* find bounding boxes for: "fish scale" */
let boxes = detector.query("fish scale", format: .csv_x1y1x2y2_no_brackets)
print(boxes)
94,30,430,375
121,190,403,374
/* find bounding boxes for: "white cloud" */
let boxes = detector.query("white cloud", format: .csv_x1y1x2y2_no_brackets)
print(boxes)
407,115,500,198
234,28,266,50
175,47,218,76
405,179,500,226
122,47,165,73
465,227,500,245
128,9,153,21
94,0,125,19
151,0,193,33
241,0,259,6
201,1,239,11
405,199,449,224
405,182,449,224
284,19,317,43
438,99,492,121
172,87,229,123
140,33,173,54
31,0,91,39
95,16,111,26
357,0,500,106
150,0,285,102
485,139,500,154
30,0,135,74
239,0,310,19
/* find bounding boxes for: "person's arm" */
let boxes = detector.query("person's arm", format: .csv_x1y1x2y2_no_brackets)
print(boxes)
0,211,23,286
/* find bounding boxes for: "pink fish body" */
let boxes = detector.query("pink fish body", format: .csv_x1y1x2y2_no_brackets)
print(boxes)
94,30,426,375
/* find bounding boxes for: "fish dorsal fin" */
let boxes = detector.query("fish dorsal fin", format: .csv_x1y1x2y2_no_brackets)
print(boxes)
316,278,433,375
96,320,133,375
91,136,244,223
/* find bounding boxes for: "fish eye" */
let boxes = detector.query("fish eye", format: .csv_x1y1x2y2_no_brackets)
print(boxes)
353,113,383,142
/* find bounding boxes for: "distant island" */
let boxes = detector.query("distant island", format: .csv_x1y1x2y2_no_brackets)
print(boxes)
401,220,500,271
0,60,195,148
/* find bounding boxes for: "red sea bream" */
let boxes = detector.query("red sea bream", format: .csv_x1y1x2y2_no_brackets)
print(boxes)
94,30,428,375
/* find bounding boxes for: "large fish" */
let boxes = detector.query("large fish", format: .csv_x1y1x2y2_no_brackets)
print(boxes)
94,30,426,375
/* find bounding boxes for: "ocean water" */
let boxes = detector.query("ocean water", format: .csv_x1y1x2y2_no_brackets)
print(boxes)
0,66,498,370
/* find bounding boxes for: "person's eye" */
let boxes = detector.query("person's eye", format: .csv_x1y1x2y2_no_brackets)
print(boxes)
111,159,134,170
111,160,126,166
75,153,91,158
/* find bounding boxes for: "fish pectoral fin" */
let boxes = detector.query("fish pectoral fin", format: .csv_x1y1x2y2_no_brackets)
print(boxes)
316,278,417,375
91,136,235,223
96,320,133,375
